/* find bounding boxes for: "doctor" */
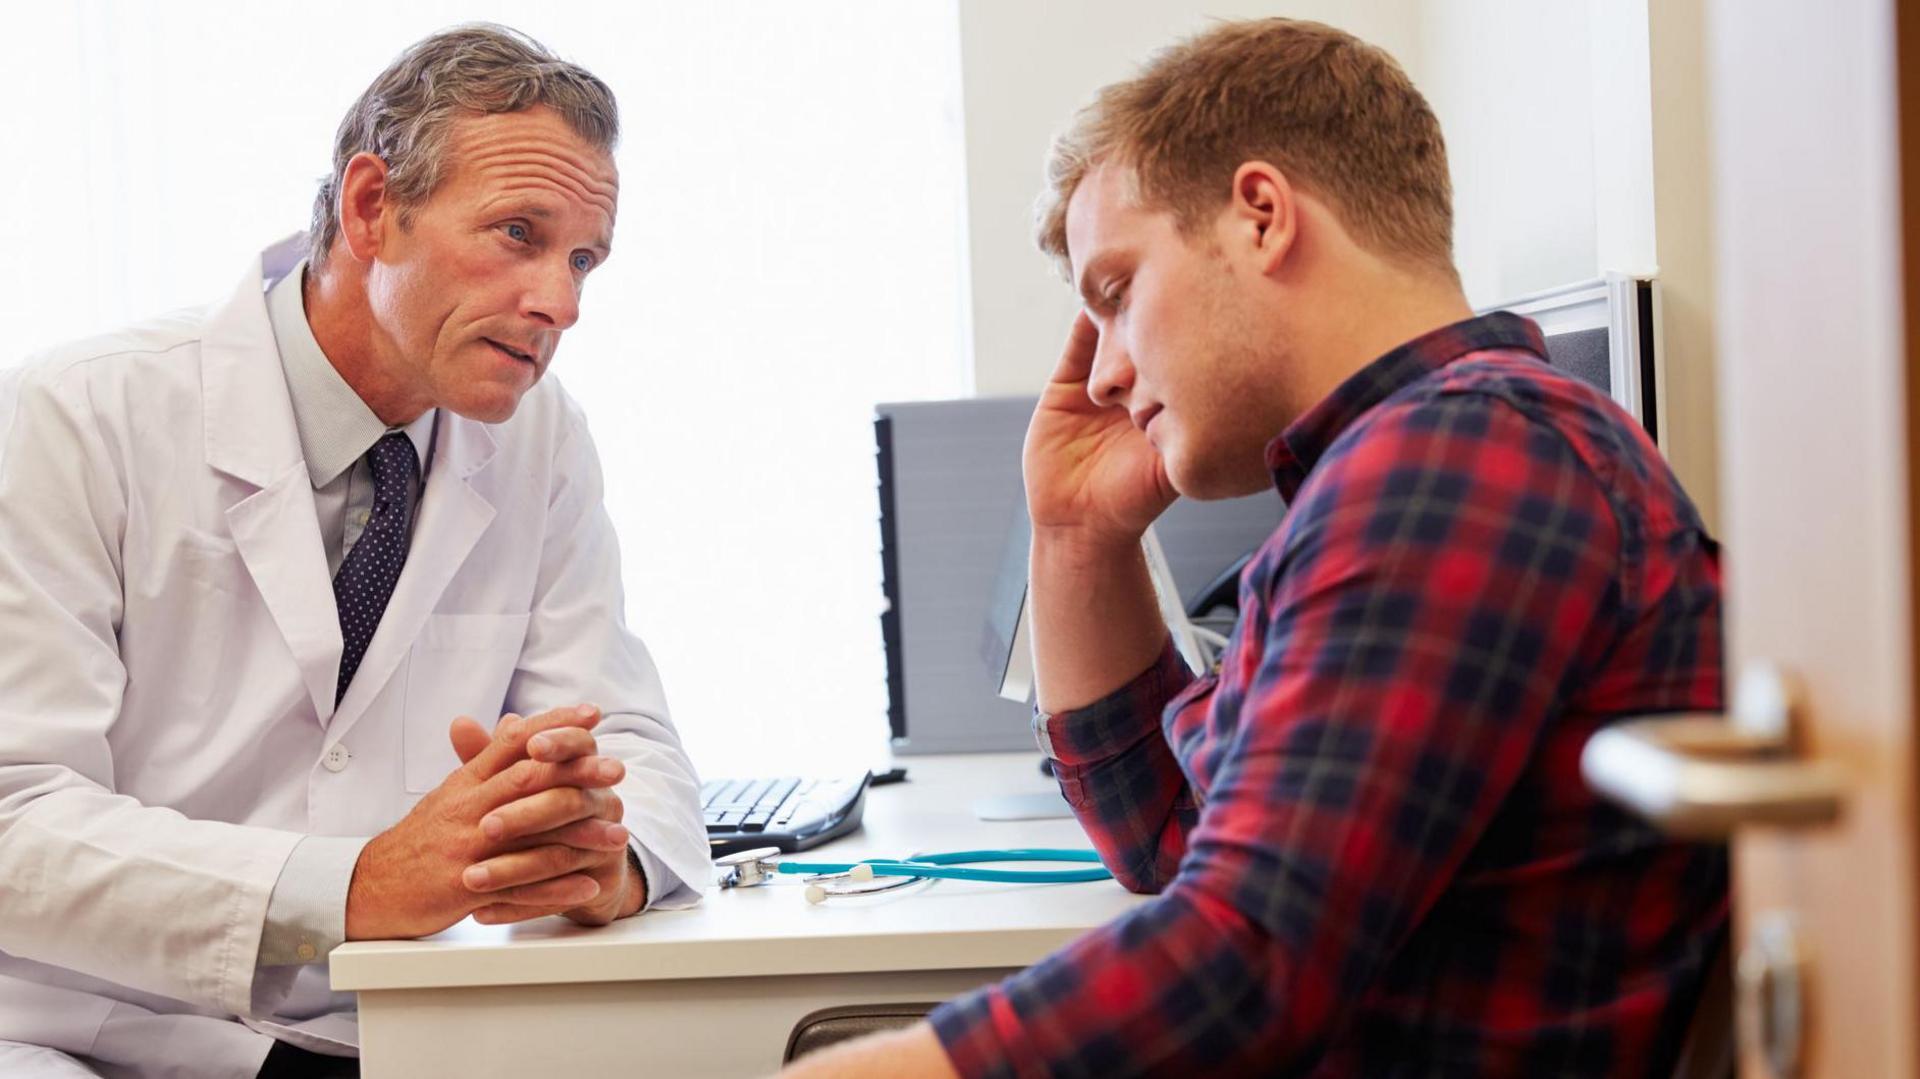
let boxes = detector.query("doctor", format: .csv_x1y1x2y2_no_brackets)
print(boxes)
0,24,707,1078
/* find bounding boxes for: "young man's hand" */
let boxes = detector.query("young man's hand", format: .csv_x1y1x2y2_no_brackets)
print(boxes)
1022,313,1180,712
1022,311,1177,546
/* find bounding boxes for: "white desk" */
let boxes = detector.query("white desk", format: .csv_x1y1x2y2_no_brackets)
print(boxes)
330,753,1150,1077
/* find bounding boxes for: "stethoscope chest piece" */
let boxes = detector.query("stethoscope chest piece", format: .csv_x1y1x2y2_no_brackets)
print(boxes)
714,846,783,889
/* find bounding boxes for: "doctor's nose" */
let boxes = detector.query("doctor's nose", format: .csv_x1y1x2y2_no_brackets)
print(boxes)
522,259,582,332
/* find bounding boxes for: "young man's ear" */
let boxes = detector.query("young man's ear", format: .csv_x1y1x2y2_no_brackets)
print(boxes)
1226,161,1298,276
336,152,393,264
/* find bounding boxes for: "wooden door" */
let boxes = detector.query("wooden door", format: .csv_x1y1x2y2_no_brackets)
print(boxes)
1710,0,1920,1074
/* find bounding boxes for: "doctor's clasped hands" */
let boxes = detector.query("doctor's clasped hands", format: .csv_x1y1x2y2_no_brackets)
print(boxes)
345,704,645,942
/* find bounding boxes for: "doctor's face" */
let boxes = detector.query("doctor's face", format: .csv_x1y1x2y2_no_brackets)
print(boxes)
366,106,618,423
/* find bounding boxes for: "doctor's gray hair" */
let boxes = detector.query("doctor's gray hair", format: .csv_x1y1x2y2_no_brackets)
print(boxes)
308,23,619,271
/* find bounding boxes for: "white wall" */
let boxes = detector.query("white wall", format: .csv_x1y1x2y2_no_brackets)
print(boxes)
1414,0,1604,307
1417,0,1718,526
956,0,1424,396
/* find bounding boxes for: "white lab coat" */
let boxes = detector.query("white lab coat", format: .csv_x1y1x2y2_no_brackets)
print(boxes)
0,244,709,1077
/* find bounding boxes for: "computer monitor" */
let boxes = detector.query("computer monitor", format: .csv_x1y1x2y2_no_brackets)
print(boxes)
982,513,1222,711
875,396,1279,759
973,513,1239,822
1488,273,1663,445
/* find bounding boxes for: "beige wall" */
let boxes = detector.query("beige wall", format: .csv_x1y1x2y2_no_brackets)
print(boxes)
1647,0,1721,531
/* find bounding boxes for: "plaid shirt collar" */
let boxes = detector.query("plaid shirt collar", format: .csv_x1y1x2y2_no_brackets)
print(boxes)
1264,312,1547,501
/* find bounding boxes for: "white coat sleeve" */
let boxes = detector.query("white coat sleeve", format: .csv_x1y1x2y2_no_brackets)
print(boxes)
501,398,708,908
0,365,303,1017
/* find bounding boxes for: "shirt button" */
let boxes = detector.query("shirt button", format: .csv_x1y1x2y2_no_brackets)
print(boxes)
354,510,371,527
323,744,351,773
296,942,318,962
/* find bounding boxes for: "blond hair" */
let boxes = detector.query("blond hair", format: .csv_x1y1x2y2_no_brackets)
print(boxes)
1037,18,1454,281
309,23,619,272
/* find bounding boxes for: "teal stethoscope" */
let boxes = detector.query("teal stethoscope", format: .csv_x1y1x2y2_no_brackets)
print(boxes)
716,846,1112,903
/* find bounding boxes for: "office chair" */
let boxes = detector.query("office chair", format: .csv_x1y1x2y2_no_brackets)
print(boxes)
784,1003,938,1063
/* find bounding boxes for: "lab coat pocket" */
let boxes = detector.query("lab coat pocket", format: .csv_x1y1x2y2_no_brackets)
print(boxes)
402,612,531,792
163,529,248,707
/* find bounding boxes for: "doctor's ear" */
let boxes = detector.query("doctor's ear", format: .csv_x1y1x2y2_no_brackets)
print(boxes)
335,152,393,265
1224,161,1299,277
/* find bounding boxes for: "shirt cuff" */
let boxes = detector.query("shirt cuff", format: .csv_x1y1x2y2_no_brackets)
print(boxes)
1033,638,1193,765
627,836,683,913
257,835,368,967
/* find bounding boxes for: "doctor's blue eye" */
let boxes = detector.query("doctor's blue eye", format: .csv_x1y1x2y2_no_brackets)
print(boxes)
504,223,530,243
572,252,594,273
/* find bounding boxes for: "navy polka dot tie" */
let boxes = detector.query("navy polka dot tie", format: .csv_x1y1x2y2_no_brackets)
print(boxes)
333,432,419,706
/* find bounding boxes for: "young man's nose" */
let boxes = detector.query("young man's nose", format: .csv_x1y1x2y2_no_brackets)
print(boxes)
1087,334,1135,409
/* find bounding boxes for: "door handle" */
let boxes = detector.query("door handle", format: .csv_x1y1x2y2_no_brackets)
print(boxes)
1580,664,1845,838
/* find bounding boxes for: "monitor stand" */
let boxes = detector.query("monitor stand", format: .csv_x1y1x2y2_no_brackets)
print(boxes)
972,789,1073,820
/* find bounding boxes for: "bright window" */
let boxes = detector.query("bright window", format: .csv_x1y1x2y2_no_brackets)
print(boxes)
1,2,970,775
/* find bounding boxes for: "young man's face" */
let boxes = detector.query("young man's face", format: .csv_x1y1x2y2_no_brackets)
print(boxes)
366,106,618,423
1066,164,1285,500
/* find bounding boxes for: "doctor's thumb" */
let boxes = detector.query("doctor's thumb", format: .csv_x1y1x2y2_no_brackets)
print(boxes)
448,715,491,765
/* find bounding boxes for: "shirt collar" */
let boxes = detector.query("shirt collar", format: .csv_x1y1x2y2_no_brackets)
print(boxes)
1263,311,1546,501
266,260,435,487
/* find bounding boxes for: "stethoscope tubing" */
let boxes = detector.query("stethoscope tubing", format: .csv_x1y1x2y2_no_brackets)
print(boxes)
775,848,1111,884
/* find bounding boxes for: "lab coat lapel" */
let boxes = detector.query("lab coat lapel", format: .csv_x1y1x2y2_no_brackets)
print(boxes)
327,416,498,742
201,254,342,724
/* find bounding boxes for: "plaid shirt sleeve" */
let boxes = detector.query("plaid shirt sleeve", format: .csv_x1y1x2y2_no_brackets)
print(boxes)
930,390,1625,1077
1028,640,1199,891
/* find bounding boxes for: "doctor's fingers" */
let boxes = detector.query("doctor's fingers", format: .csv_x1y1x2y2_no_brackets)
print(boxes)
525,725,602,763
462,704,602,780
471,901,580,926
479,784,624,842
462,842,610,893
462,861,605,910
505,817,631,854
476,755,626,817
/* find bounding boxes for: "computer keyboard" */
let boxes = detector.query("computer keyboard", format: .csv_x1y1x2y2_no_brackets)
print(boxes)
703,773,871,858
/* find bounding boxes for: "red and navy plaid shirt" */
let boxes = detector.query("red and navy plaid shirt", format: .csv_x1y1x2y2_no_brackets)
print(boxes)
930,313,1728,1077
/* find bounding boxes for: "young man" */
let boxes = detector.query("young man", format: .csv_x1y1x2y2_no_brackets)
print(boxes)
788,18,1725,1077
0,26,706,1078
